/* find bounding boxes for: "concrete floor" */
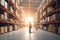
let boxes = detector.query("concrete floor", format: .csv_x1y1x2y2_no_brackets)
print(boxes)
0,27,60,40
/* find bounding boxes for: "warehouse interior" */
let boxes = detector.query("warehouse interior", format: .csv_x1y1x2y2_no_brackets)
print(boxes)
0,0,60,40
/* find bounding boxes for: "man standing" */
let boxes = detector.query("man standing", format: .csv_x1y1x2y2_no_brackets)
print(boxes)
29,22,32,33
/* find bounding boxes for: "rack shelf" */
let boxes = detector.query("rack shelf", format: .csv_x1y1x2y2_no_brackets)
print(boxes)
0,4,18,20
47,8,60,17
47,0,56,7
38,0,60,34
41,0,56,13
8,0,17,10
0,0,21,35
42,20,60,25
41,8,60,19
0,19,16,25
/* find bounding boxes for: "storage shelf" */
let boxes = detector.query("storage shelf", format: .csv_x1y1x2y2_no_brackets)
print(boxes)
0,19,16,25
42,20,60,25
0,0,22,35
38,0,60,34
41,8,60,19
47,0,56,7
8,0,17,10
0,4,18,20
0,4,20,25
41,0,56,14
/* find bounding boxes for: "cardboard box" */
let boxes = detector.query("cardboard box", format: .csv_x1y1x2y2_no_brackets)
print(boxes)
47,17,49,21
43,10,46,16
52,25,55,33
40,25,43,29
43,1,47,10
0,14,1,19
5,27,7,33
0,27,1,34
58,27,60,34
49,14,56,21
4,12,8,20
45,17,48,22
9,26,12,32
1,27,5,34
47,0,52,4
52,14,56,21
47,7,54,13
0,0,5,6
48,24,55,33
48,24,53,32
0,14,4,19
43,26,47,30
14,25,18,30
4,1,8,9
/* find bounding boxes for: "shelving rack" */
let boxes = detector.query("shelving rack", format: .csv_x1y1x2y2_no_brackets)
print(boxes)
38,0,60,34
0,0,21,35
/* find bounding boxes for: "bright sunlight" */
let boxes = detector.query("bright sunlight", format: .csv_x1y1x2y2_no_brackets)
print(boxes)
25,16,34,25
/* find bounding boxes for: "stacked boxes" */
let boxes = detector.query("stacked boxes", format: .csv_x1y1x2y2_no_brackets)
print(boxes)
43,10,46,16
43,26,47,30
48,24,55,32
4,1,8,9
12,0,16,4
47,7,55,13
58,27,60,34
47,0,52,4
49,14,56,21
0,0,21,35
38,0,60,34
14,25,18,30
9,26,13,32
0,27,1,34
55,23,60,34
1,27,5,34
40,25,43,29
0,14,4,20
4,26,7,33
52,25,55,33
42,0,47,10
0,0,5,6
4,12,8,20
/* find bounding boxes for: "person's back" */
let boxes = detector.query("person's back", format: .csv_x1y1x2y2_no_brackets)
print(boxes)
29,22,32,33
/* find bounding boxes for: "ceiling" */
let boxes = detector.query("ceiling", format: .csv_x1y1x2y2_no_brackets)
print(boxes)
19,0,42,16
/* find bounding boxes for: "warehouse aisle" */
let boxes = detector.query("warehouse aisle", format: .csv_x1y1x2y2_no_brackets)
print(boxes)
0,27,60,40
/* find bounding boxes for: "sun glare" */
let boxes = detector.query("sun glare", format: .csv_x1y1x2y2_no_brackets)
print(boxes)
25,17,34,25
